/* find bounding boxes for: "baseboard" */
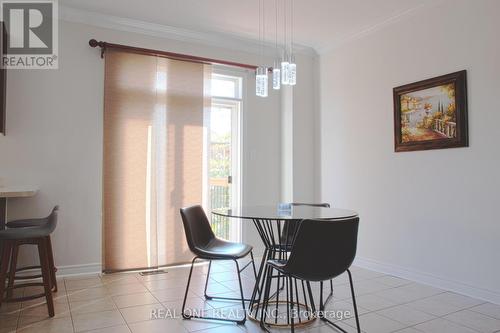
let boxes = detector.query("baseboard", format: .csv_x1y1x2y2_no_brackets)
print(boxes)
354,257,500,305
55,263,102,278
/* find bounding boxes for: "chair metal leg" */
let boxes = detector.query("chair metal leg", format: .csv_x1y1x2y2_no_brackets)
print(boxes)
301,280,311,321
233,259,247,325
306,281,316,313
203,260,212,300
181,257,197,320
203,254,256,302
324,278,335,306
317,270,361,333
347,269,361,333
182,256,247,325
294,278,302,324
289,276,295,333
259,265,273,333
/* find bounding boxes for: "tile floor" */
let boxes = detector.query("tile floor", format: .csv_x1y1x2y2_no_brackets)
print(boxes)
1,259,499,333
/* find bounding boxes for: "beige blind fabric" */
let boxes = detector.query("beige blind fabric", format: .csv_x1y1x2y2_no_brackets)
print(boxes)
103,49,211,271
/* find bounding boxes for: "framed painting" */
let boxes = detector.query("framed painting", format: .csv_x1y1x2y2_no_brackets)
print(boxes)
393,70,468,152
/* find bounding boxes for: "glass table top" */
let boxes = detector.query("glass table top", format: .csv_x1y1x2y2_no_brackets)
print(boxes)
212,204,358,221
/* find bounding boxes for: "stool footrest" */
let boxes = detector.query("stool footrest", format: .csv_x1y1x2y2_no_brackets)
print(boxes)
14,274,43,280
6,282,45,290
4,292,46,303
15,265,41,272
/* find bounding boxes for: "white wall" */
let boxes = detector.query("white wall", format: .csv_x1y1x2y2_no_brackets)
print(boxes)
0,19,317,273
319,0,500,303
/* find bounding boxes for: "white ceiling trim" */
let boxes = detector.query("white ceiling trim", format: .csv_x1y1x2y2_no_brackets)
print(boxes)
60,5,317,58
317,0,446,55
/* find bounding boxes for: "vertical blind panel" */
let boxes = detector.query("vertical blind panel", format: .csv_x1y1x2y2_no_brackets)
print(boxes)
103,49,208,271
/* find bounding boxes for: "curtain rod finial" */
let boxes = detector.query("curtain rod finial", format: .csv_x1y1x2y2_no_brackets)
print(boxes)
89,39,106,58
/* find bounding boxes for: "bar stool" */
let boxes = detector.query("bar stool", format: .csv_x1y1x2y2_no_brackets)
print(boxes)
0,206,59,317
5,206,59,293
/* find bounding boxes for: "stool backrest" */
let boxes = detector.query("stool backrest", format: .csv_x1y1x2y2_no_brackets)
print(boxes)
45,206,59,235
285,217,359,281
180,205,216,253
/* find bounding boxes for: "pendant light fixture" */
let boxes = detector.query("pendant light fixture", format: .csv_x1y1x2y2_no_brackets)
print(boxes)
280,0,296,87
288,0,297,86
281,0,290,86
256,0,296,97
272,0,281,90
256,0,268,97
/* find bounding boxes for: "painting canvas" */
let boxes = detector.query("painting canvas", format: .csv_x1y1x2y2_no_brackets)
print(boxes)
393,71,468,152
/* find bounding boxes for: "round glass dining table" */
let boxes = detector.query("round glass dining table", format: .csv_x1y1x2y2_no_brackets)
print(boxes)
212,205,358,327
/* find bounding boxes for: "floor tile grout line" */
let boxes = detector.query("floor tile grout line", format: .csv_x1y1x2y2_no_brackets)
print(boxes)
437,306,499,333
467,304,500,322
64,278,77,333
309,274,489,333
400,302,490,333
108,283,134,333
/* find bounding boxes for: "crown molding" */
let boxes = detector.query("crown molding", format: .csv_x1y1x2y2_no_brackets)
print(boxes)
317,0,446,55
60,5,317,58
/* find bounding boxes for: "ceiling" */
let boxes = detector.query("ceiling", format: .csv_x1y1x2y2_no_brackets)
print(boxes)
60,0,434,52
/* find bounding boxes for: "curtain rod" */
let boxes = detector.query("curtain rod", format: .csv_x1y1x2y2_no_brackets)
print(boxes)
88,39,259,70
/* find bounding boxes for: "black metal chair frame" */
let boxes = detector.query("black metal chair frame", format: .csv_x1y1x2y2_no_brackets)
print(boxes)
248,218,318,327
260,217,361,333
202,252,258,302
182,254,258,325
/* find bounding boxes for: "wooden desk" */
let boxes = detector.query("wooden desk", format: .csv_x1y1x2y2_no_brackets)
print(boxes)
0,186,38,230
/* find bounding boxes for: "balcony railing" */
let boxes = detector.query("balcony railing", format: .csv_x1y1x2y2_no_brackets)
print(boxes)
209,177,230,240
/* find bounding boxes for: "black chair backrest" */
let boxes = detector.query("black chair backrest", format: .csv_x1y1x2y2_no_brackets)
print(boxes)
284,217,359,281
180,205,216,253
290,202,331,208
280,202,331,246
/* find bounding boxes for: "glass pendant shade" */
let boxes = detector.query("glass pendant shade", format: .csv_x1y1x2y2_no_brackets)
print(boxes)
281,60,290,85
272,66,281,90
256,67,268,97
288,62,297,86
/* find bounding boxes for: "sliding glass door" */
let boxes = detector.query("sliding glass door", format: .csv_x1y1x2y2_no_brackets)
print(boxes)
207,73,242,242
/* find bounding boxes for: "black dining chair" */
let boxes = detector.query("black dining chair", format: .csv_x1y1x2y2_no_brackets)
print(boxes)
280,202,335,299
180,205,257,325
261,217,361,333
0,206,59,317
